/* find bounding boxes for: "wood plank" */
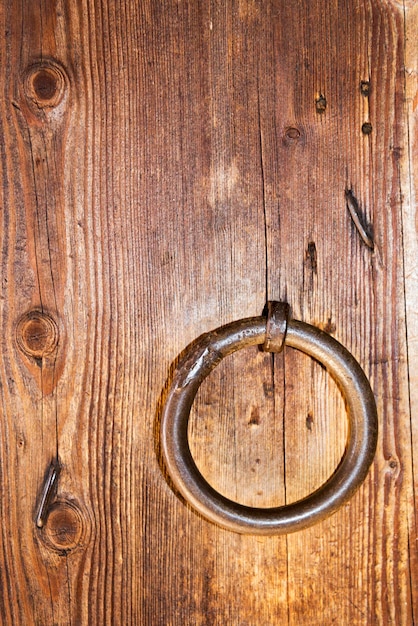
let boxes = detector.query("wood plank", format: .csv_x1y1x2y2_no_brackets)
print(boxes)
403,2,418,621
0,2,89,624
0,1,415,624
260,1,415,623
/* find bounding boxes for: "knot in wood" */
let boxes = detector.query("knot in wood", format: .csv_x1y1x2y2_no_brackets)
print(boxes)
33,69,58,101
282,125,305,147
284,126,301,140
43,502,84,553
22,61,67,110
16,310,59,359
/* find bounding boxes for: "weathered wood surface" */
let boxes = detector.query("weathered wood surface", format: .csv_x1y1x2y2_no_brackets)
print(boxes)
0,1,416,624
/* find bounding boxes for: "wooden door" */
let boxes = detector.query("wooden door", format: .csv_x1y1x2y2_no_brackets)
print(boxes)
0,1,417,624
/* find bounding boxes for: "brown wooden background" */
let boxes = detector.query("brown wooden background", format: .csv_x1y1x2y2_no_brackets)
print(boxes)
0,1,417,624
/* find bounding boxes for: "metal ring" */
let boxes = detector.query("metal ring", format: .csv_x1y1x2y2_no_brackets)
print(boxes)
160,303,378,535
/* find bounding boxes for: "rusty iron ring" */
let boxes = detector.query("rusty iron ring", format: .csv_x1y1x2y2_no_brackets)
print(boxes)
160,302,378,535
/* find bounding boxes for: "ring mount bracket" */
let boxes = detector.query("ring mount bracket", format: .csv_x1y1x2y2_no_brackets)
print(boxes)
262,301,290,352
160,302,378,535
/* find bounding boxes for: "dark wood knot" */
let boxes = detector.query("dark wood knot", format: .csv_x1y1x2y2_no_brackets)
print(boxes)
21,60,68,115
16,310,59,360
42,502,84,553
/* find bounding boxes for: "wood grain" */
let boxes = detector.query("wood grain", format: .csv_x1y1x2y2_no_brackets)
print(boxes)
403,3,418,623
0,1,416,624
